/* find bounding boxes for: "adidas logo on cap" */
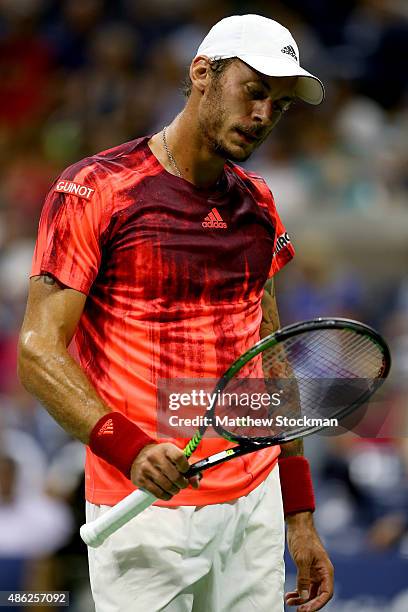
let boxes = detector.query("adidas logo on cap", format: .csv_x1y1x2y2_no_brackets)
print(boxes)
281,45,298,62
202,207,227,229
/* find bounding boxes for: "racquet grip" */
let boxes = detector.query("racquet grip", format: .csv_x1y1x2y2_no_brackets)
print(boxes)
80,489,157,548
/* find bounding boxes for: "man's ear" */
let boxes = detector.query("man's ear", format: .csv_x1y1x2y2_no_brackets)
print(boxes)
190,56,211,94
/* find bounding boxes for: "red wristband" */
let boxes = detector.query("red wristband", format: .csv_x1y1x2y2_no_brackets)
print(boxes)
278,456,316,516
89,412,156,478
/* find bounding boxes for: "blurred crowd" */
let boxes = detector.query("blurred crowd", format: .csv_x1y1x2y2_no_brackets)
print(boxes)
0,0,408,609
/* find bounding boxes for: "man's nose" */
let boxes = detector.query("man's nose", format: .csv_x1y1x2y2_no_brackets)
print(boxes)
251,99,275,125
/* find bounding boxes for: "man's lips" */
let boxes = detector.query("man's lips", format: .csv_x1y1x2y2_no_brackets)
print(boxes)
235,128,260,144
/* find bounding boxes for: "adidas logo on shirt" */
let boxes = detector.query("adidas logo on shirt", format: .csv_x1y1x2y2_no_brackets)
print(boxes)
202,207,227,229
281,45,298,62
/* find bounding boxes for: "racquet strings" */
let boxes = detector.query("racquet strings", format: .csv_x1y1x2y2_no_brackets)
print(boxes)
215,328,385,440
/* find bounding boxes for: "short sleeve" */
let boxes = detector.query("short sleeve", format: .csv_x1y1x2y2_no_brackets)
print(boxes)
31,162,110,295
250,175,295,277
268,200,295,277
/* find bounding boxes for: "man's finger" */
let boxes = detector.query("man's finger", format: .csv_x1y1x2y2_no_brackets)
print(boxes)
285,593,308,607
141,465,182,496
153,461,189,489
296,562,311,602
166,447,190,473
285,581,320,607
156,473,184,495
297,589,332,612
189,474,201,489
138,477,172,501
297,572,333,611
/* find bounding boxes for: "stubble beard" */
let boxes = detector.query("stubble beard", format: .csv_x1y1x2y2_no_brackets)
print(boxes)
198,80,253,163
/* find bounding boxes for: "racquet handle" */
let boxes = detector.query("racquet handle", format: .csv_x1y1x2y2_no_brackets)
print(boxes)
81,447,265,547
80,489,157,548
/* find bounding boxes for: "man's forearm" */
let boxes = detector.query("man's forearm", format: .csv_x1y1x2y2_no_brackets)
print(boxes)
19,318,189,494
260,280,315,519
18,338,110,444
260,278,280,337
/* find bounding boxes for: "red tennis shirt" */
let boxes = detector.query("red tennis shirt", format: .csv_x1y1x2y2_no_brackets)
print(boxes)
31,136,294,506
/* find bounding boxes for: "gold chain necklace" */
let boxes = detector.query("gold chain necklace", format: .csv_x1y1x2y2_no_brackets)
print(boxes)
162,126,182,178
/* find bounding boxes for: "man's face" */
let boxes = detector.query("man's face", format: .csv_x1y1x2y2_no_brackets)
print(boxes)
197,59,298,162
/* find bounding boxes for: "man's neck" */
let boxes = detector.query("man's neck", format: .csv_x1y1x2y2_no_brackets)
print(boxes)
148,111,226,189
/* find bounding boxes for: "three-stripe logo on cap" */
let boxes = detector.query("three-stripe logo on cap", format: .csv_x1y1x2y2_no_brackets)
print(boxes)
202,207,227,229
281,45,298,62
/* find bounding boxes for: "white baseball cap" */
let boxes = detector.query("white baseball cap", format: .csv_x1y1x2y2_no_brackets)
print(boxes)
196,14,325,105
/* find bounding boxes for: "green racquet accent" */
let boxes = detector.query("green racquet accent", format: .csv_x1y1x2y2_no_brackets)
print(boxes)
184,432,203,458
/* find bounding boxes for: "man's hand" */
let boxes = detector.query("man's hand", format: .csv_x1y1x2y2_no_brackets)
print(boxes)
130,443,200,500
285,512,334,612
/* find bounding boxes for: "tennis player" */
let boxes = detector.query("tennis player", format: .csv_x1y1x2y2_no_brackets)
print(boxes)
18,14,333,612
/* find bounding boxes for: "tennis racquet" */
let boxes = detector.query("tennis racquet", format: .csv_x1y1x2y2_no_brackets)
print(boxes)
80,317,391,547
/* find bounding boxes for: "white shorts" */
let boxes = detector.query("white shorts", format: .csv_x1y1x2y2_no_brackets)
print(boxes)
86,467,285,612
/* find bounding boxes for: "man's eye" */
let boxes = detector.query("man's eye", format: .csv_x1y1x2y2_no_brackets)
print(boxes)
247,87,266,100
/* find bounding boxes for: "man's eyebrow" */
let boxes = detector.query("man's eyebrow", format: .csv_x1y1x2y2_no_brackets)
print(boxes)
254,78,295,101
258,78,271,91
248,77,271,91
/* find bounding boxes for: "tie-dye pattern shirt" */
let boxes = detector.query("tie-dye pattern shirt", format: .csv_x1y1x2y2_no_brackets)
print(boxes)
31,136,294,505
